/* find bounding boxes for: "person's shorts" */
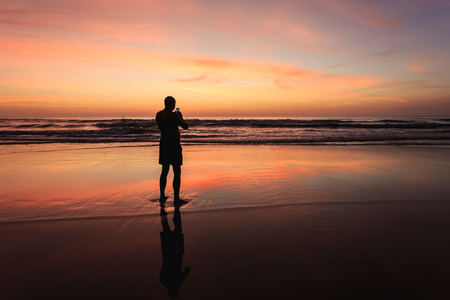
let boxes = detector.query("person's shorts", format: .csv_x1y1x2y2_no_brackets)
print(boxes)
159,139,183,166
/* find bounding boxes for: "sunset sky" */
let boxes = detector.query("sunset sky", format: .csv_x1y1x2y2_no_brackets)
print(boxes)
1,0,450,117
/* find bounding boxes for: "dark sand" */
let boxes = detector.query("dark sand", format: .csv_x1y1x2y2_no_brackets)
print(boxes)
1,201,450,299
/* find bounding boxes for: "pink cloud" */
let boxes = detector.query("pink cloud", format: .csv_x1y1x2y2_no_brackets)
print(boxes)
406,65,432,73
0,30,382,100
405,56,434,73
176,56,378,93
0,0,343,57
174,74,226,85
363,96,407,104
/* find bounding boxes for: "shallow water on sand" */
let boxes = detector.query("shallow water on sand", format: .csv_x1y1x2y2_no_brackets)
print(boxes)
0,144,449,222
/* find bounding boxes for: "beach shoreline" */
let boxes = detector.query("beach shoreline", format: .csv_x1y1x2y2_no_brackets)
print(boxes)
1,143,449,299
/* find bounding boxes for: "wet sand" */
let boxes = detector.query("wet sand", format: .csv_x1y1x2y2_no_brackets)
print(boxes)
1,144,450,221
1,144,450,299
1,201,450,299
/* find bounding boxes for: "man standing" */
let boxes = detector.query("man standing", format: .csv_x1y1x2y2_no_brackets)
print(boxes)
156,96,189,205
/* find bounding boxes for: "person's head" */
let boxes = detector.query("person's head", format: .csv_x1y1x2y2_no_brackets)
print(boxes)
164,96,176,111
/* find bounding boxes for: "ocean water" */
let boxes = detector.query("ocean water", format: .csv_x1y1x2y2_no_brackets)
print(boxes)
1,117,449,145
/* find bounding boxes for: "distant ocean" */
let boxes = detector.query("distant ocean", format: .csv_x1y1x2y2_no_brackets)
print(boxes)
1,117,449,145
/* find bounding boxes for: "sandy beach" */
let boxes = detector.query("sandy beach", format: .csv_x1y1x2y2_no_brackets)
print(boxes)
1,144,450,299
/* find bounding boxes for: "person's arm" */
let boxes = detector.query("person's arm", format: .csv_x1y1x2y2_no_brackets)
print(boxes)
156,112,162,131
175,111,189,130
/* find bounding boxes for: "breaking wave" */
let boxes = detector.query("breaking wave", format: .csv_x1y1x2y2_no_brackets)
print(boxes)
1,117,449,145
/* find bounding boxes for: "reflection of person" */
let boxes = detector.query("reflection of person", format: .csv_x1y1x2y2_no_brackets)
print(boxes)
156,96,189,205
160,205,191,298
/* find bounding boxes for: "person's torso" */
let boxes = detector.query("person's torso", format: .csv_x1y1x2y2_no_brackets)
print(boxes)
157,110,180,141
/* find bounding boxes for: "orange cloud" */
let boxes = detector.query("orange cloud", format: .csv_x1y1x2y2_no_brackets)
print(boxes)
405,63,432,73
406,65,432,73
405,56,433,73
174,74,226,85
367,97,406,104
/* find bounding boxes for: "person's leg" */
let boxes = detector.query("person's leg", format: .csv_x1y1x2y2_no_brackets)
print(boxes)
172,164,181,201
160,164,170,201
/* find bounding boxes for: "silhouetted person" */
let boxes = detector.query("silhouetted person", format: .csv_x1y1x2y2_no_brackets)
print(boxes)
160,205,191,298
156,96,188,205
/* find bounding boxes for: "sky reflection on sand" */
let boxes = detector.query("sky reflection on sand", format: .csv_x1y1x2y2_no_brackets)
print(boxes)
0,144,449,222
183,145,450,206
